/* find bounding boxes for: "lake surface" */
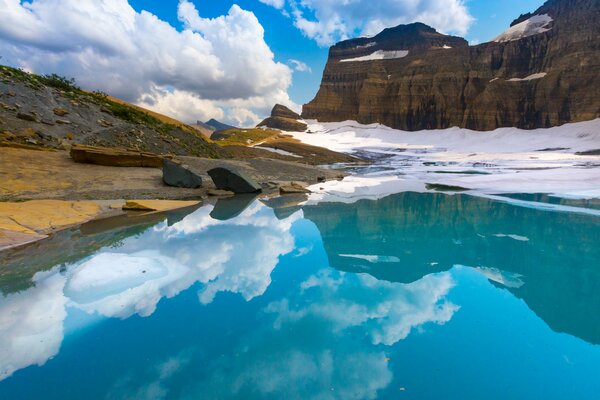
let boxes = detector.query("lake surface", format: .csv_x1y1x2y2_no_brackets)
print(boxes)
1,192,599,399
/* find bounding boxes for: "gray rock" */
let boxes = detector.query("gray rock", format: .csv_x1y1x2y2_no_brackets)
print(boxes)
208,166,262,193
16,112,38,122
162,158,203,188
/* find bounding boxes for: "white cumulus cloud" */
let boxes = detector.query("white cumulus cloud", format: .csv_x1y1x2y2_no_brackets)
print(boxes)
0,0,296,126
288,59,312,73
263,0,474,46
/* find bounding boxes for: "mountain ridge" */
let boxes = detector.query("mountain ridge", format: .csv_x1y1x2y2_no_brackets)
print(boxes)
302,0,600,131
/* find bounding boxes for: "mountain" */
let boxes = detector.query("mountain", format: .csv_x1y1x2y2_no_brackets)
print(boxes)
303,0,600,131
0,65,222,157
205,119,237,132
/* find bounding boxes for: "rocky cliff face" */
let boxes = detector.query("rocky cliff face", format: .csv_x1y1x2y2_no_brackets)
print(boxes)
303,0,600,131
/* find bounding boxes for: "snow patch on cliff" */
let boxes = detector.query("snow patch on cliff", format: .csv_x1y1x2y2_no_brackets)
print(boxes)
507,73,547,81
340,50,409,62
494,14,553,42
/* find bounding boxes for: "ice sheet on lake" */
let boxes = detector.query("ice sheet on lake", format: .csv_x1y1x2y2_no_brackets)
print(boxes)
291,119,600,203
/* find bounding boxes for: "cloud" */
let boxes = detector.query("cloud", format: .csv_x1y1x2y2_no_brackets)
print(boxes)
0,270,67,381
271,268,460,346
0,201,300,380
0,0,295,126
64,202,300,318
288,59,312,73
180,268,458,398
263,0,474,46
258,0,286,10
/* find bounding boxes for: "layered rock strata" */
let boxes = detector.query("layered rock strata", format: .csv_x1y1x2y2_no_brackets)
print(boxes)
303,0,600,130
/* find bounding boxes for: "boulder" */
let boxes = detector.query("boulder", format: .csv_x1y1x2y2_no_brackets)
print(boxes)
162,158,203,188
16,112,39,122
257,116,307,132
53,107,69,116
207,166,262,194
271,104,301,119
70,144,163,168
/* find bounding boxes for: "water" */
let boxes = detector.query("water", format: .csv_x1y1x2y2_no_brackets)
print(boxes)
1,192,599,399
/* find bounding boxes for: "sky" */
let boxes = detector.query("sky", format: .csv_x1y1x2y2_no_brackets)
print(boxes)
0,0,546,126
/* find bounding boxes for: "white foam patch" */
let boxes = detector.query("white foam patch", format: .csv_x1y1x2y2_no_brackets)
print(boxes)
338,254,401,263
340,50,409,62
494,14,553,42
493,233,530,242
474,267,525,289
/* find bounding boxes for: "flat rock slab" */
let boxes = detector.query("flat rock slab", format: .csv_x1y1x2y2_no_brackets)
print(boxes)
163,159,203,188
70,144,163,168
122,200,200,212
208,166,262,193
0,200,103,249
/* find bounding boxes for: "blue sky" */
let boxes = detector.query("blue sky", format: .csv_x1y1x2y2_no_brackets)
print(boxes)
129,0,546,105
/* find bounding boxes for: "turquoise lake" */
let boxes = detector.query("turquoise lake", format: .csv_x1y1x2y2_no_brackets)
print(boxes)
0,192,599,399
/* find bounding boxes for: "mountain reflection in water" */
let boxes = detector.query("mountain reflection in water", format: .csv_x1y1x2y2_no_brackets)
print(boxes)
0,192,599,399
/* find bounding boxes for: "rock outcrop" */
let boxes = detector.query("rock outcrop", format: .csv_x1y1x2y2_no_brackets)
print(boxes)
70,144,163,167
272,104,301,119
207,166,262,193
0,65,223,157
162,158,203,188
303,0,600,131
259,104,307,132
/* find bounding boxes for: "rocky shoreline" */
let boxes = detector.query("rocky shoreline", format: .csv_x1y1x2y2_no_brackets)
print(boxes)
0,144,349,251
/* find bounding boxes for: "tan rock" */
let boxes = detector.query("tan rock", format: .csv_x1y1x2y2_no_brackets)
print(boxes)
279,181,311,194
70,144,163,168
53,107,69,116
122,200,200,212
0,200,102,236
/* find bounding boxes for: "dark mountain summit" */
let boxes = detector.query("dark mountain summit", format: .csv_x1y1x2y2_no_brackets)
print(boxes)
205,119,237,132
303,0,600,131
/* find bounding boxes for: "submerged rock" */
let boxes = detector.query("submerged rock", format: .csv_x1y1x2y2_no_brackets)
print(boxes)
207,166,262,194
162,158,202,188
